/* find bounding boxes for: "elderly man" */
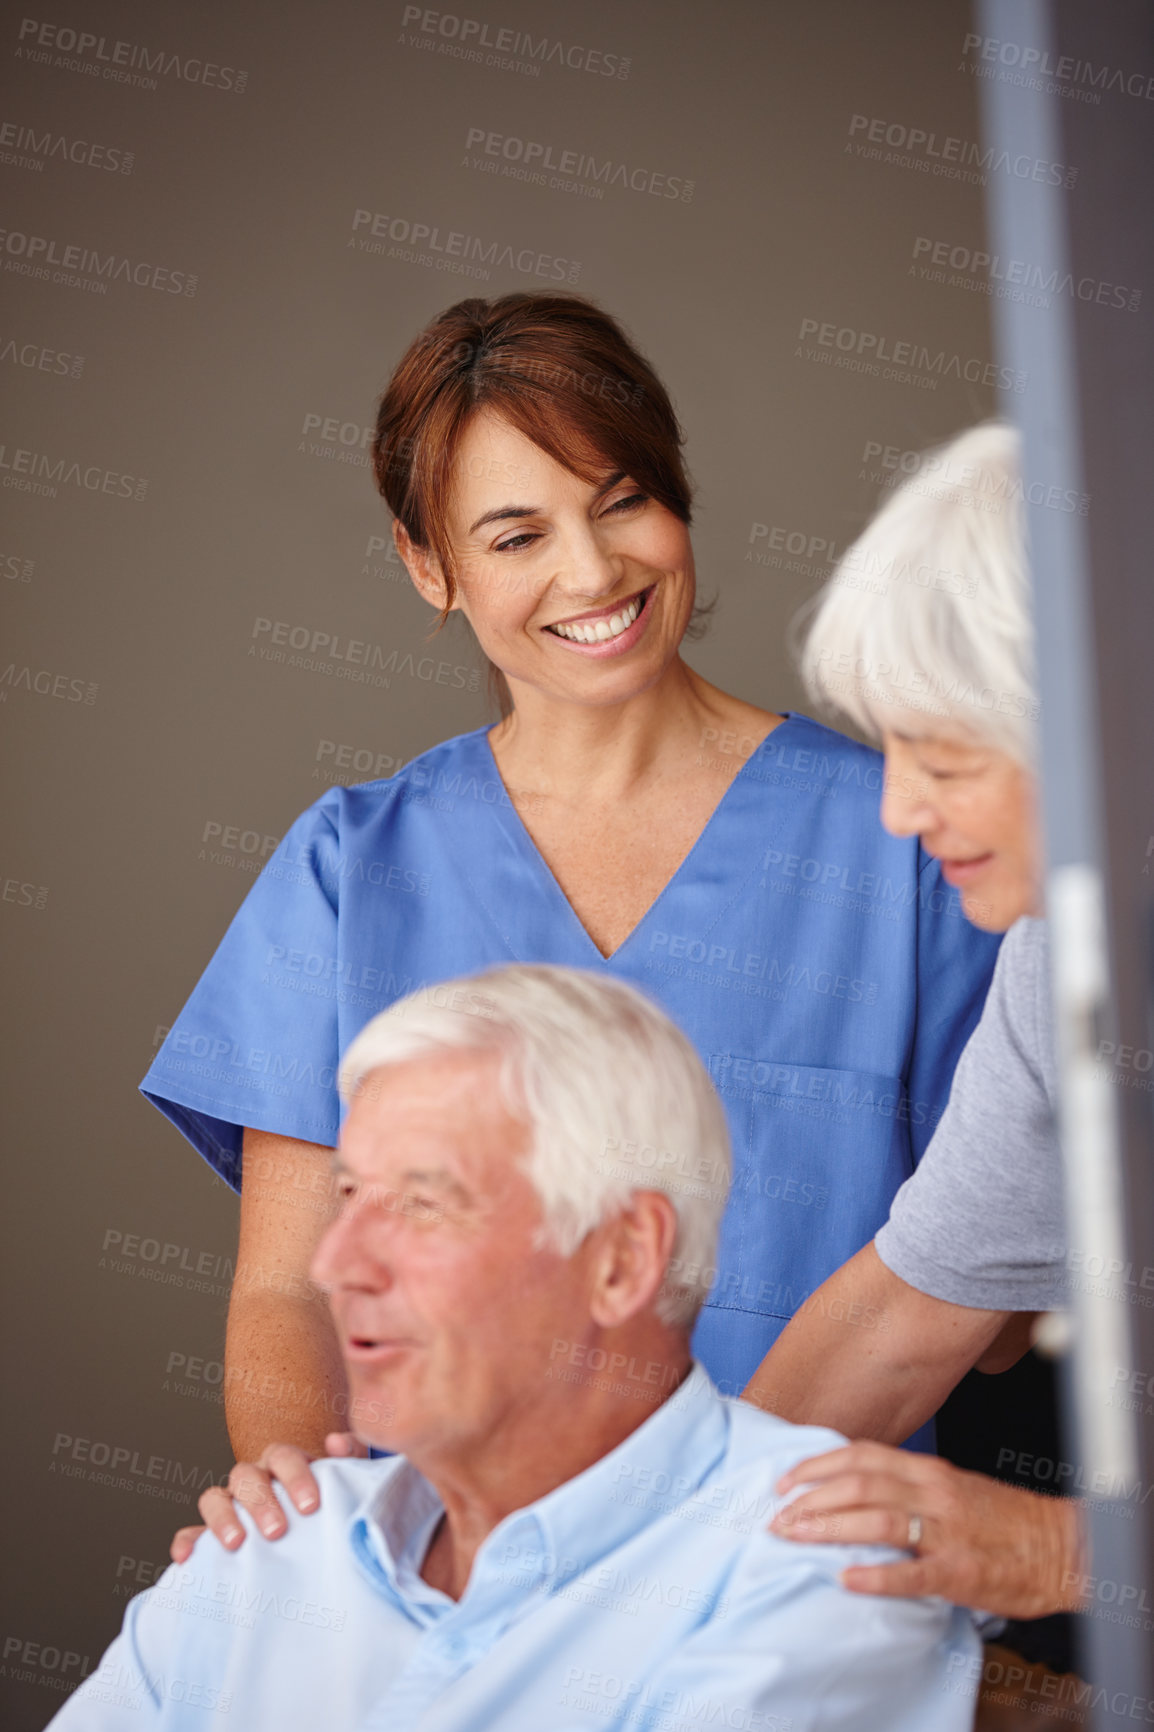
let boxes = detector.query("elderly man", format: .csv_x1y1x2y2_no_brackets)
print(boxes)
54,966,978,1731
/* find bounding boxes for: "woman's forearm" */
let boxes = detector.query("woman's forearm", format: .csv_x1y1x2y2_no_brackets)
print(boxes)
743,1243,1010,1444
224,1127,348,1460
224,1288,347,1460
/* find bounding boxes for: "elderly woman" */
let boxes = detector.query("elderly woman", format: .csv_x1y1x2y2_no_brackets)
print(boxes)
144,294,998,1549
742,421,1082,1621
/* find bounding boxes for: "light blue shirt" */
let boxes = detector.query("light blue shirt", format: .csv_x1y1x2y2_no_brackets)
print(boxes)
140,717,999,1408
51,1367,979,1731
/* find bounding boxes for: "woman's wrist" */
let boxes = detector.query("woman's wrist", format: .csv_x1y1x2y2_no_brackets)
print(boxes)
1047,1495,1087,1613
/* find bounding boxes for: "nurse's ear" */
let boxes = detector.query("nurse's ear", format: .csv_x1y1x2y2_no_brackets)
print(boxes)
393,521,458,614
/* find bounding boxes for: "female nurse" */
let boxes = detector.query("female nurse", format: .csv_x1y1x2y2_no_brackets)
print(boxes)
741,422,1085,1625
143,293,998,1514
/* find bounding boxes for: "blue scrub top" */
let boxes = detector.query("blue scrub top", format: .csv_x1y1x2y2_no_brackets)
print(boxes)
142,714,999,1404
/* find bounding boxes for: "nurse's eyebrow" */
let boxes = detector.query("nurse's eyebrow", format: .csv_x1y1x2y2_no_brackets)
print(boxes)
468,503,541,534
467,472,629,536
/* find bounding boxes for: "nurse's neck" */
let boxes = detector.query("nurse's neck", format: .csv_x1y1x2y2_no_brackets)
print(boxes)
491,656,768,804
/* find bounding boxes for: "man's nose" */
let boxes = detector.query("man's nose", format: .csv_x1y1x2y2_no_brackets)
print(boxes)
309,1211,344,1288
312,1191,400,1292
311,1205,371,1290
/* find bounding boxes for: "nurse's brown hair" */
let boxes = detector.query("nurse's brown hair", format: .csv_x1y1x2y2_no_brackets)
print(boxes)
373,293,693,619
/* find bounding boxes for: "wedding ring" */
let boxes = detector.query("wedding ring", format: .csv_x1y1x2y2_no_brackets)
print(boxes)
906,1513,923,1549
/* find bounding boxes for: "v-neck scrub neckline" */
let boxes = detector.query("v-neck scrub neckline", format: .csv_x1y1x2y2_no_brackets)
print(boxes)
473,717,794,965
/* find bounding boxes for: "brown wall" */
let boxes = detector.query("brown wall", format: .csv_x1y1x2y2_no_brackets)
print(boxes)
0,1,1002,1721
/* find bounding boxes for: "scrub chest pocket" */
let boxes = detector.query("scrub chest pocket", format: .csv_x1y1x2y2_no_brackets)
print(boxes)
705,1058,910,1321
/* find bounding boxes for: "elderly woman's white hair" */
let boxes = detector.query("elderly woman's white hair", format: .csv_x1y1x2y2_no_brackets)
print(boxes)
799,422,1038,763
338,965,731,1326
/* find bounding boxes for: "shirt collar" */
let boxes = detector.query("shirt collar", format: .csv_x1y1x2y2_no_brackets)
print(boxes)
349,1363,727,1615
511,1362,725,1590
350,1457,448,1623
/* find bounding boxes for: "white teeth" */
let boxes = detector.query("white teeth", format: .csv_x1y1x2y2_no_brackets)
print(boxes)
551,595,643,644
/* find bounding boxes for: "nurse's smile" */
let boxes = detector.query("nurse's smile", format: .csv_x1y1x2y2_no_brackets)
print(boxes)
541,584,654,655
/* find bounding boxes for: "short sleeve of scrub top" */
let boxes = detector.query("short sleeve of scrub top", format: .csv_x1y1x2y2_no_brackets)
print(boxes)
142,716,1000,1399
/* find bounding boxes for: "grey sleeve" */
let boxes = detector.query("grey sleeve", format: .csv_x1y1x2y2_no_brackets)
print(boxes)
875,918,1068,1311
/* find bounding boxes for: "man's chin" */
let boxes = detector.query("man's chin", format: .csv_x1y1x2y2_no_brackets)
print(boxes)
343,1358,454,1460
345,1399,399,1450
343,1366,402,1450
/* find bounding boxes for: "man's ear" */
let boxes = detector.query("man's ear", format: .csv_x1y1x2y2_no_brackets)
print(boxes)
588,1192,680,1330
393,521,455,612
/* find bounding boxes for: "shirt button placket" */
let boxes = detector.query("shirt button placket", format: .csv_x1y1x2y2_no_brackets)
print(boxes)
358,1635,463,1731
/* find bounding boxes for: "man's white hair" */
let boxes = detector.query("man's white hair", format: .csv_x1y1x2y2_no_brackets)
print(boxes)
338,965,731,1327
798,422,1038,762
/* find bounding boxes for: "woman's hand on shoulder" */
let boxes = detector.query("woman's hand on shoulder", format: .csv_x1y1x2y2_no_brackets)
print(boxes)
169,1432,368,1564
768,1438,1083,1619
